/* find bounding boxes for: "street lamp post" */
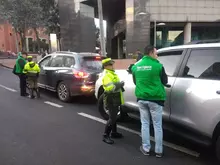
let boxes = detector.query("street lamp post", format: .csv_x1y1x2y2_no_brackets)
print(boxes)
97,0,106,56
154,20,157,47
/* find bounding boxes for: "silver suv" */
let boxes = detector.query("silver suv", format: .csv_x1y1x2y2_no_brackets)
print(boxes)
95,43,220,161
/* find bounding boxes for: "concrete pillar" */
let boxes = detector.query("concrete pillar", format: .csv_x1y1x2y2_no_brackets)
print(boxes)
106,21,114,56
126,0,150,58
184,22,192,44
26,38,29,52
117,37,121,59
58,0,96,52
162,28,168,47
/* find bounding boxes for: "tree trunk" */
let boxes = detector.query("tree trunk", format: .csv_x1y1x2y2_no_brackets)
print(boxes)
13,28,19,52
34,28,41,53
19,32,26,52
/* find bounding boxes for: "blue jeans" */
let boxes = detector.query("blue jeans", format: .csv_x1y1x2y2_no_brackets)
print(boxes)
138,100,163,154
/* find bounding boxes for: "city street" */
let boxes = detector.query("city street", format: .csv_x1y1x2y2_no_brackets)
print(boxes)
0,66,217,165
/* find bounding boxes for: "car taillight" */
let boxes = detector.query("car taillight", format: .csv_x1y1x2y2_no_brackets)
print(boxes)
74,71,89,78
95,56,101,60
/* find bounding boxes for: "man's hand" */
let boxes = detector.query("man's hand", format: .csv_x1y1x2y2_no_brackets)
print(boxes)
120,81,125,87
114,81,125,91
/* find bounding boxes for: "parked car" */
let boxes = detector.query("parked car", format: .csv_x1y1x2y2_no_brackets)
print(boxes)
95,43,220,161
38,51,104,102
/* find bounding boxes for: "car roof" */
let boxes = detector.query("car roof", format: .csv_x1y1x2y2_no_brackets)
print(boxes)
50,51,100,57
51,51,77,55
158,43,220,53
78,52,100,57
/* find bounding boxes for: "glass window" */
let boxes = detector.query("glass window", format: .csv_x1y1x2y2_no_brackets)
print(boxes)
39,56,51,68
81,56,103,71
158,51,183,76
63,56,75,68
50,56,64,67
183,49,220,80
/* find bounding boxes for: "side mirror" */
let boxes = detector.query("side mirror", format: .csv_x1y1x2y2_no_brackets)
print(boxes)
165,84,171,88
127,64,134,74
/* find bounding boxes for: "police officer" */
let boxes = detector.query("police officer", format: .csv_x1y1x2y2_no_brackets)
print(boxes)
23,56,41,99
102,58,125,144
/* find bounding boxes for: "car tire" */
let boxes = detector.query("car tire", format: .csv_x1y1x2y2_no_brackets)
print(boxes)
98,93,127,121
216,135,220,162
57,81,71,102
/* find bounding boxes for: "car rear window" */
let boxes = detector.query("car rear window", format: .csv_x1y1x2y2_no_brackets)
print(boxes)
81,56,103,71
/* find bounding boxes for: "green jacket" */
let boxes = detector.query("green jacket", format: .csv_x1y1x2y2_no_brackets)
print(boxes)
132,55,166,101
102,69,124,107
15,55,26,74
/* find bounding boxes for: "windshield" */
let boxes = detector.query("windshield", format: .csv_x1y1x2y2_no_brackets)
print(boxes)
81,56,103,71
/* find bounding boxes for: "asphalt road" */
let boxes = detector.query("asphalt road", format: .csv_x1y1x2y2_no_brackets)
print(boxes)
0,66,217,165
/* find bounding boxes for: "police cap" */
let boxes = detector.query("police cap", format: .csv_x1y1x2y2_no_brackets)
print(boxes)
102,58,115,66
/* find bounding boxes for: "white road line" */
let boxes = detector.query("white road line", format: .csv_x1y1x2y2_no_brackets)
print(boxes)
44,101,63,108
0,84,17,92
78,112,200,158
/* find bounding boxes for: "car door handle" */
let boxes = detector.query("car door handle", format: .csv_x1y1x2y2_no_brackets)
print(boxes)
216,91,220,94
165,84,171,88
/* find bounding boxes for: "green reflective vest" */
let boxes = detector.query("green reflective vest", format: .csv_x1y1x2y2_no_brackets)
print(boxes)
132,56,166,101
102,69,124,106
23,62,40,77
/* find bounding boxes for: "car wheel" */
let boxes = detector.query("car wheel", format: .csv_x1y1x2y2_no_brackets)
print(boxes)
57,81,71,102
216,135,220,162
98,93,127,121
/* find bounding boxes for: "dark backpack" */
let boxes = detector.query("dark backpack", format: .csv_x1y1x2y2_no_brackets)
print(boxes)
12,64,18,75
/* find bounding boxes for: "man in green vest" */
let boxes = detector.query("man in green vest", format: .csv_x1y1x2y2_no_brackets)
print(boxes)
15,52,27,96
102,58,125,144
132,45,168,158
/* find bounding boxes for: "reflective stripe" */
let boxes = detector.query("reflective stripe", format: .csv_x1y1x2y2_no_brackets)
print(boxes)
27,70,38,73
103,82,114,87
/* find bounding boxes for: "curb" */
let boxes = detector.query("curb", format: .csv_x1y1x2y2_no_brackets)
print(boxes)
0,63,13,69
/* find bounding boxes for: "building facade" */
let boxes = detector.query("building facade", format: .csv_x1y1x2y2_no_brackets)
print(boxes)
58,0,220,58
0,21,49,53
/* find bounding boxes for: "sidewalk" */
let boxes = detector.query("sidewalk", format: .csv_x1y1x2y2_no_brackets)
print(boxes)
0,59,15,69
0,55,41,69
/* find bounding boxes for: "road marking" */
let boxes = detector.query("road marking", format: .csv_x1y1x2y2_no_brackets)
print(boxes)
0,84,17,92
78,112,200,158
44,101,63,108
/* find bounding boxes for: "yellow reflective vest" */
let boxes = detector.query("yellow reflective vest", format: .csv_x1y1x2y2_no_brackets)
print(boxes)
23,62,40,77
102,69,124,106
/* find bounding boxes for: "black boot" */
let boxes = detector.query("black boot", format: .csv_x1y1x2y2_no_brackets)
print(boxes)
36,88,40,98
111,132,123,139
111,124,123,139
103,123,114,144
103,134,114,144
30,89,34,99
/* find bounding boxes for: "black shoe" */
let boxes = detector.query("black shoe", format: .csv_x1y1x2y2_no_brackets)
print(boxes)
30,95,35,99
103,135,114,145
36,92,40,98
140,146,150,156
155,153,163,158
111,132,123,139
21,93,29,97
